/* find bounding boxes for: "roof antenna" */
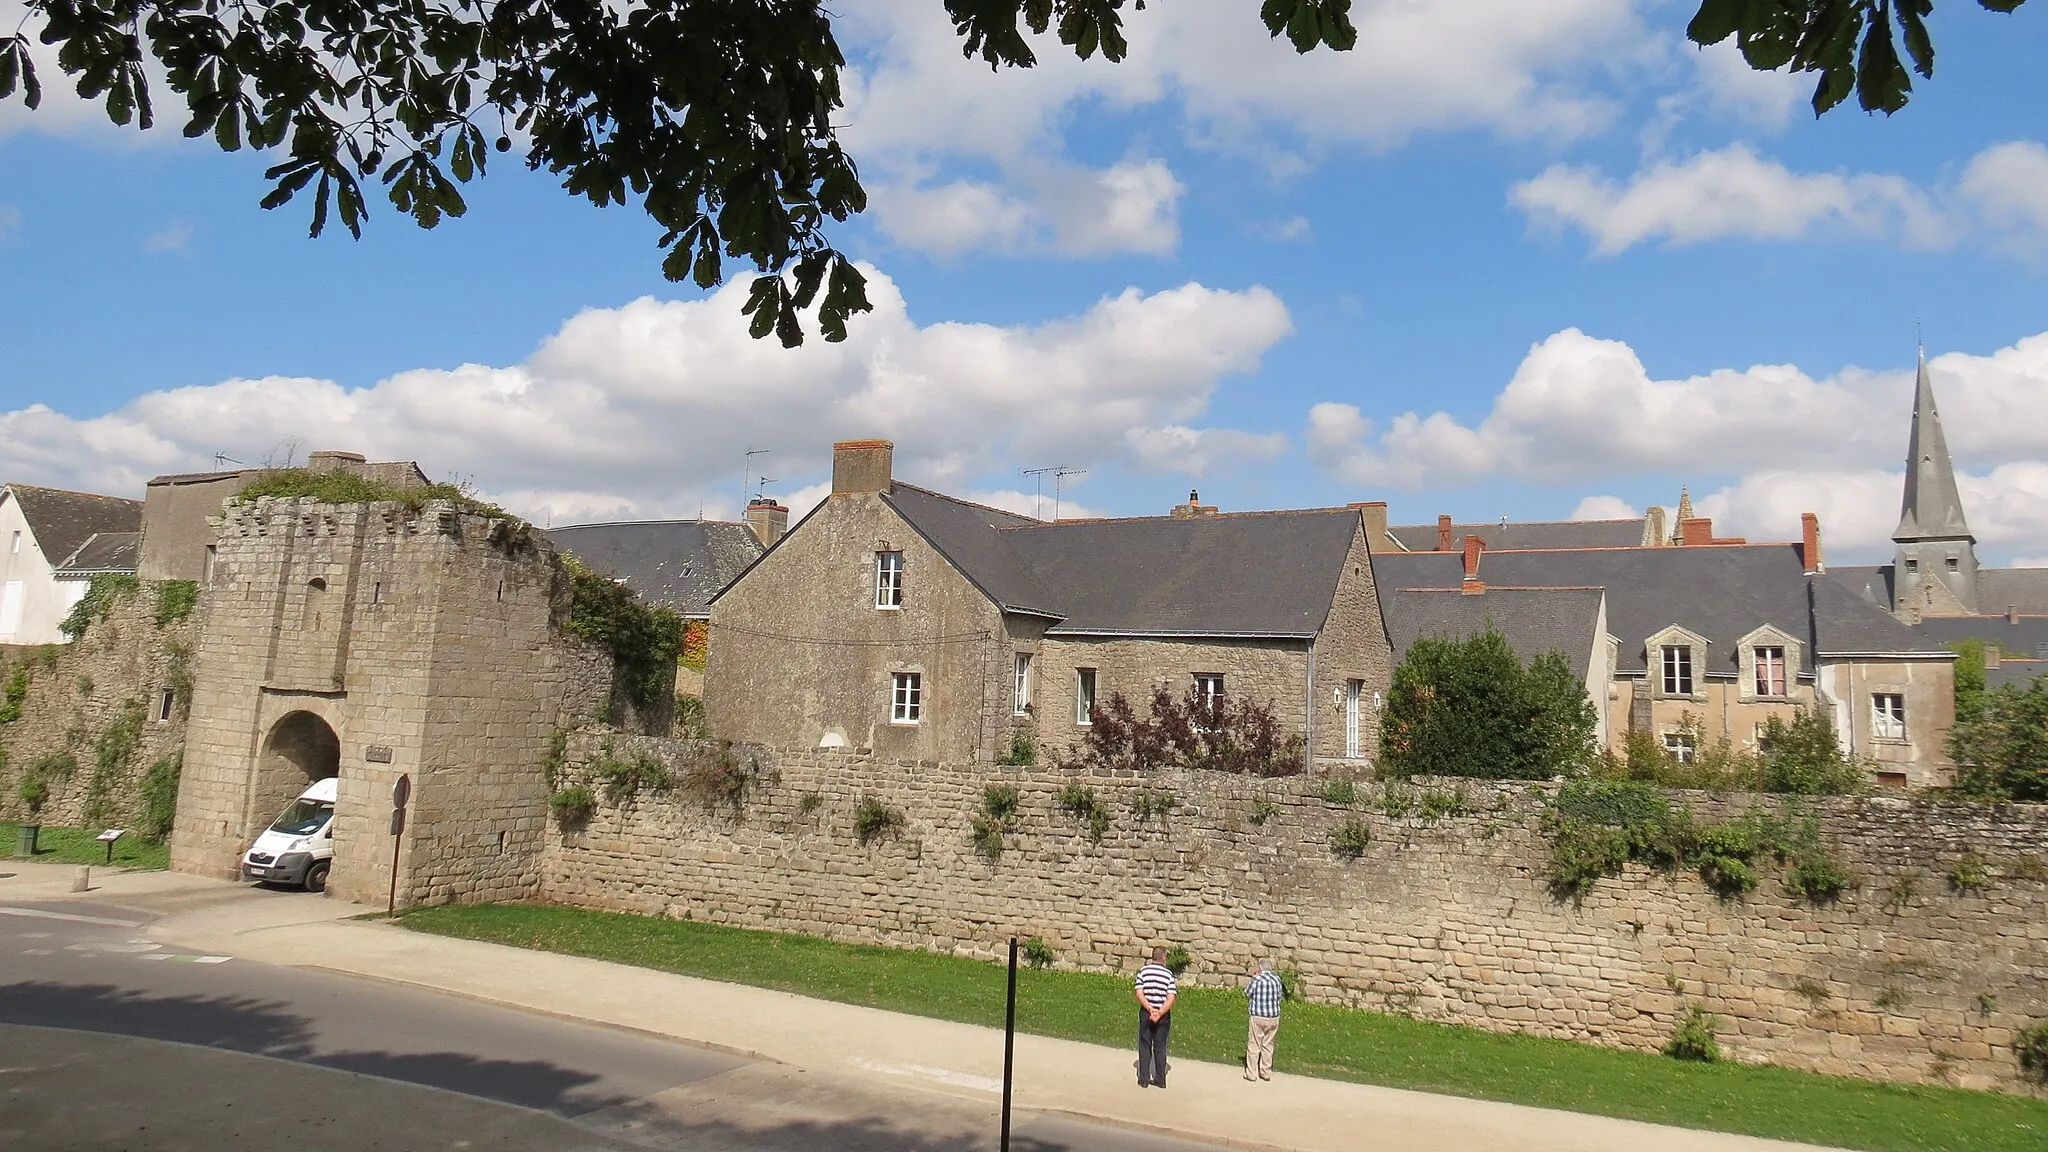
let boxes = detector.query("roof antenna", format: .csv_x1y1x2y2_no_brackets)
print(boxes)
1052,467,1086,521
742,447,770,519
1021,466,1057,520
213,452,244,469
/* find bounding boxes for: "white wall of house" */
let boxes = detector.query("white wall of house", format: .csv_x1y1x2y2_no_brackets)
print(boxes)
0,491,85,645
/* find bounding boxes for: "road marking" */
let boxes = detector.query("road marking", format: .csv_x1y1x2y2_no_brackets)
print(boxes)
138,953,233,963
0,906,145,928
64,941,161,954
848,1057,1003,1094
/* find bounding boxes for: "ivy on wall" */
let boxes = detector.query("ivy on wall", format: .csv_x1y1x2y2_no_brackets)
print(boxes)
230,468,506,516
562,554,684,713
59,574,139,641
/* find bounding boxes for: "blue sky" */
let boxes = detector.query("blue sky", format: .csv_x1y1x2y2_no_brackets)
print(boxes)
2,0,2045,565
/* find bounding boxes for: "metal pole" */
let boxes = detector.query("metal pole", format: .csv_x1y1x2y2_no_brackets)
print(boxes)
1000,935,1018,1152
387,832,401,917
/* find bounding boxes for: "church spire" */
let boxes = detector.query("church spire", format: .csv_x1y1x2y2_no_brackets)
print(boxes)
1893,349,1972,543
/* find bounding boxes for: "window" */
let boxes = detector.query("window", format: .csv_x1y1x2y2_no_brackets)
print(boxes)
875,551,904,609
1660,645,1694,695
1872,693,1906,741
891,672,922,724
1012,653,1032,715
1753,646,1786,697
8,530,18,554
1662,731,1698,764
156,690,176,722
1904,557,1919,572
203,545,217,584
1946,556,1960,572
1075,668,1097,725
0,581,22,637
1193,673,1225,726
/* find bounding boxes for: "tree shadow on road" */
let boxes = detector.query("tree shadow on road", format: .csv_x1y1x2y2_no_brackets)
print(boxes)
0,981,630,1114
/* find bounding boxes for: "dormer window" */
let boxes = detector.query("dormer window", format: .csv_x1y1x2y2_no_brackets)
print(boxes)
1660,645,1693,696
875,551,904,609
1753,646,1786,697
1739,626,1800,702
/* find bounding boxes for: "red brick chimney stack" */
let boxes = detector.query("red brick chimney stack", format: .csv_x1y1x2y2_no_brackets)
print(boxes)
1461,534,1485,594
1800,512,1824,574
1437,514,1454,551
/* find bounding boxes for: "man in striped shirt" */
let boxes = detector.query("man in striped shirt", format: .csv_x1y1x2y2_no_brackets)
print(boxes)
1244,960,1283,1081
1133,947,1177,1088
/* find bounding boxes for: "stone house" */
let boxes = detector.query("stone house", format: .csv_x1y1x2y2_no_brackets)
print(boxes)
1373,520,1958,787
705,440,1395,768
0,483,143,645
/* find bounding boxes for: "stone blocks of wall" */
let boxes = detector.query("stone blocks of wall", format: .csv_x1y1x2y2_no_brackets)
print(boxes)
541,735,2048,1098
0,587,194,829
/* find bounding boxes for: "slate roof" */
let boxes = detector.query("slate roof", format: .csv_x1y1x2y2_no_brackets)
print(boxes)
54,531,140,576
4,485,143,566
545,520,763,617
883,483,1361,637
1987,660,2047,690
1829,564,1895,608
1378,586,1604,681
1913,614,2048,662
1387,518,1645,553
1981,569,2048,615
1371,544,1947,678
1896,353,1973,542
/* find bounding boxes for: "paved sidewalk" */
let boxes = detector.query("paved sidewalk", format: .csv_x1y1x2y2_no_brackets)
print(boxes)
0,863,1839,1152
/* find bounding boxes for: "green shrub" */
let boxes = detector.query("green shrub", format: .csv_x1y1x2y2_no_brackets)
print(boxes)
1787,846,1851,904
231,468,502,514
1163,945,1192,976
137,753,182,840
996,731,1036,766
563,554,685,716
1021,936,1056,969
549,786,598,825
1948,676,2048,801
1318,778,1358,806
680,742,771,814
1663,1005,1720,1062
1380,630,1595,781
1758,710,1868,795
799,791,825,818
1056,783,1111,841
18,752,77,820
1130,789,1176,822
81,698,147,829
1418,788,1468,824
597,753,672,805
59,573,139,641
1949,851,1990,893
1378,785,1415,818
2016,1020,2048,1078
153,580,199,627
1330,819,1371,859
673,694,710,739
853,795,903,846
970,814,1007,860
981,784,1021,823
1249,798,1279,826
0,665,28,725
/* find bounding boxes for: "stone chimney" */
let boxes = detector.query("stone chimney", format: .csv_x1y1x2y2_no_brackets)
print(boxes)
1800,512,1825,574
1461,534,1485,594
1644,506,1668,547
306,450,367,475
831,439,893,495
1986,644,2002,670
1171,489,1219,519
1350,501,1393,551
1436,514,1454,551
745,497,789,547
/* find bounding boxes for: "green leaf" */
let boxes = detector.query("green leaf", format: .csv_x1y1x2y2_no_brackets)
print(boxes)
742,275,779,341
215,99,241,152
310,171,331,238
1896,0,1934,77
1855,6,1909,113
1686,0,1747,45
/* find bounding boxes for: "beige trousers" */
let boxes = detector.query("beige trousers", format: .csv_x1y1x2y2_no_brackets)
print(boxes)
1245,1014,1279,1078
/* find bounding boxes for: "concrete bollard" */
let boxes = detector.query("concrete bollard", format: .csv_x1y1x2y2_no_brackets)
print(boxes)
72,865,90,893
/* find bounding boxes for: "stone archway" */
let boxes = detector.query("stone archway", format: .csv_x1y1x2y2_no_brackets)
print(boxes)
251,711,340,842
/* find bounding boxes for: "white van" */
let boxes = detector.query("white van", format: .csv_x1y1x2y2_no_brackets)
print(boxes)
241,776,337,892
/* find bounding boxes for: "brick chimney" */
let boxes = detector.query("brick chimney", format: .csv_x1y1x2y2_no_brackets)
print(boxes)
1436,514,1454,551
1800,512,1825,574
1461,534,1485,594
1679,517,1713,546
1171,489,1219,518
745,497,789,546
831,439,893,495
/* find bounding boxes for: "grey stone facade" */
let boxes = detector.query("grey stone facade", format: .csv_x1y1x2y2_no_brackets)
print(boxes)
168,497,611,906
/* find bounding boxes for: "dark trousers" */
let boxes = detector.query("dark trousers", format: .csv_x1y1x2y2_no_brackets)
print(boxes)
1137,1009,1172,1085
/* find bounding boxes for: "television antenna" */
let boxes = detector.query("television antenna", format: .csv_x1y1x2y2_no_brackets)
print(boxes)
1020,465,1087,521
742,447,771,514
213,452,244,469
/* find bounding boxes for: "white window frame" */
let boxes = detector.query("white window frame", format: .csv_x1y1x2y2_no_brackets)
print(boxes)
1871,693,1906,742
1662,731,1698,764
1753,646,1787,697
1344,679,1364,759
1193,673,1225,728
891,672,922,725
875,551,904,609
1660,645,1694,696
8,530,19,554
1012,653,1032,716
156,689,176,722
1075,668,1097,725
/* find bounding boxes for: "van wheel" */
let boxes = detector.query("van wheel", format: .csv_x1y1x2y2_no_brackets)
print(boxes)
305,861,330,894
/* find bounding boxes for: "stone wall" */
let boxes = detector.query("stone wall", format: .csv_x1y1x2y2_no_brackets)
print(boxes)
541,734,2048,1097
0,584,195,829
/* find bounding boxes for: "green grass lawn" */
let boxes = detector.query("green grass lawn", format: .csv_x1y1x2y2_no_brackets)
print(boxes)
393,902,2048,1152
0,823,169,870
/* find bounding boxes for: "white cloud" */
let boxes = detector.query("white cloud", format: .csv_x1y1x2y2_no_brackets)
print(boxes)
1688,39,1806,129
1512,144,1952,255
870,159,1183,257
1121,426,1289,476
1961,140,2048,252
0,268,1292,525
144,223,193,252
2012,556,2048,569
0,204,18,242
1570,495,1641,520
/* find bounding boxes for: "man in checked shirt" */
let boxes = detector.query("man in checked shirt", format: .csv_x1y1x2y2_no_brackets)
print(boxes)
1244,959,1284,1081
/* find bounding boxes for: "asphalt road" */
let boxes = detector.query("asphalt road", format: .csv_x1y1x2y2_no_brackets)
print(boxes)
0,894,1230,1152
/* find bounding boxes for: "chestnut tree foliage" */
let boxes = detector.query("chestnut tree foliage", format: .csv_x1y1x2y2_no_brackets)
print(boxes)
0,0,2025,345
